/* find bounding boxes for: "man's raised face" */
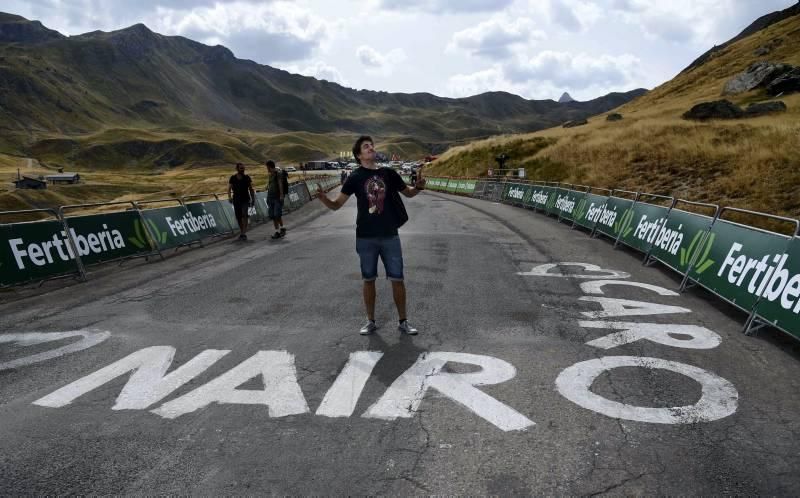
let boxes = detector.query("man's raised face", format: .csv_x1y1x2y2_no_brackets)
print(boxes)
359,141,375,160
236,164,245,174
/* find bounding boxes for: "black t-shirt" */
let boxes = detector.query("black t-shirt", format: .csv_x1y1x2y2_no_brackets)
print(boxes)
341,166,407,237
229,174,252,202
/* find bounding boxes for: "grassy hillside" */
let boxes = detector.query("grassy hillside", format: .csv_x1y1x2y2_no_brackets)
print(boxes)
428,13,800,220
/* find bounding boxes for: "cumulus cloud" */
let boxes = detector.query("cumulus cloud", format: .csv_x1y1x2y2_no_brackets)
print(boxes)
608,0,797,46
279,61,347,85
448,17,545,59
505,50,641,89
548,0,583,32
377,0,514,14
157,2,330,63
356,45,407,76
448,49,642,99
447,66,508,97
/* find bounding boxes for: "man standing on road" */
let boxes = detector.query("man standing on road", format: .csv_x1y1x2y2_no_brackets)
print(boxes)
266,160,286,240
316,135,427,336
228,162,255,241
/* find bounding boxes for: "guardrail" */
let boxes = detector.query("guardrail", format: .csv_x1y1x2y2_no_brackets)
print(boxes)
425,175,800,342
0,177,340,289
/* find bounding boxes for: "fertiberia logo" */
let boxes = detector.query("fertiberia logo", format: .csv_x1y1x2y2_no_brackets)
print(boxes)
717,242,800,315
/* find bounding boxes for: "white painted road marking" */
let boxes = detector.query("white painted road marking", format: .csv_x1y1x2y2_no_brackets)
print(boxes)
517,262,630,279
152,351,310,419
556,356,738,424
0,330,110,371
364,352,535,432
579,321,722,349
34,346,230,409
579,297,691,319
580,280,679,296
316,351,384,418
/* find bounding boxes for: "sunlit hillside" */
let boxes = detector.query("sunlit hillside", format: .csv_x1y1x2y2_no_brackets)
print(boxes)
428,11,800,219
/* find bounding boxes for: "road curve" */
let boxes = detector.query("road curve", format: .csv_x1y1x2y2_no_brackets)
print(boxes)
1,190,798,495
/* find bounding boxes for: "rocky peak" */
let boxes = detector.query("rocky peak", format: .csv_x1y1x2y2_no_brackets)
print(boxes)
0,12,65,44
558,92,575,103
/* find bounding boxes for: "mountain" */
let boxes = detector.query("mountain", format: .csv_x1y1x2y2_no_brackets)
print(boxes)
0,13,646,165
428,5,800,220
681,1,800,75
558,92,575,103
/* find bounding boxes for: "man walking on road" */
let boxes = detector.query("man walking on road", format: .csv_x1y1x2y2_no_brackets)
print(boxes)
266,160,287,240
228,162,255,241
317,135,427,335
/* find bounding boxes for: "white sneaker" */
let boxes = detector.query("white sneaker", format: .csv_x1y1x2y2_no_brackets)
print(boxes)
360,320,377,335
398,320,418,335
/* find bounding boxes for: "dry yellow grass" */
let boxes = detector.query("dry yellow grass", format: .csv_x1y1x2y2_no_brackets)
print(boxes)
429,14,800,220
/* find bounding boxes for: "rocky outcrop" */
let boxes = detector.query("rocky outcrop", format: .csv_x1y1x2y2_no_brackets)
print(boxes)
563,118,588,128
606,113,623,121
743,101,787,117
753,38,783,56
722,61,793,95
766,68,800,96
683,100,744,120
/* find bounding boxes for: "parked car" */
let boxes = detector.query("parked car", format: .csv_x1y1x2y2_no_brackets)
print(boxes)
285,166,297,172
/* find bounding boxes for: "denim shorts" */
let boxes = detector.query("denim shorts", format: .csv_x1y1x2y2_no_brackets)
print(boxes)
267,197,283,219
356,236,404,281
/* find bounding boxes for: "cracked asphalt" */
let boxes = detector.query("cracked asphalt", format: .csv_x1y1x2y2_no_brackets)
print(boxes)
1,189,799,494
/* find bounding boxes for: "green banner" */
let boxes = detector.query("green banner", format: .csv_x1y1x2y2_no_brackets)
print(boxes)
1,219,81,285
140,205,219,250
544,188,563,216
553,189,586,222
572,193,609,230
617,201,672,253
753,237,800,339
65,211,154,265
185,200,237,235
502,183,528,204
446,179,458,193
525,186,553,211
647,208,714,274
595,196,636,240
689,219,794,313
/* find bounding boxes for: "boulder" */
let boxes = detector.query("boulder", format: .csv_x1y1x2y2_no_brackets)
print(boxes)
722,61,792,95
682,100,743,120
606,113,623,121
744,101,787,117
766,68,800,96
563,118,588,128
753,38,783,57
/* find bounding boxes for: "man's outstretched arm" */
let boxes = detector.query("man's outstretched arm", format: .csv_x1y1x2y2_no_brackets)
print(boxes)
317,186,350,211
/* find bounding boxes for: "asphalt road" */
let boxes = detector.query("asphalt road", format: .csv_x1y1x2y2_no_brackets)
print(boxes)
1,190,799,494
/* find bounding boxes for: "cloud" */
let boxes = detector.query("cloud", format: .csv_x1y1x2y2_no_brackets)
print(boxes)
377,0,514,14
150,2,332,64
279,60,347,85
447,66,508,97
447,49,642,100
505,50,641,89
608,0,797,46
448,17,545,59
548,0,583,32
356,45,407,76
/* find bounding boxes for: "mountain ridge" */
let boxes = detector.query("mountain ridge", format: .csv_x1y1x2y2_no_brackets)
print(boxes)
0,12,646,162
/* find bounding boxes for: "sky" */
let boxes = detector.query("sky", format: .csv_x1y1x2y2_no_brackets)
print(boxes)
4,0,797,101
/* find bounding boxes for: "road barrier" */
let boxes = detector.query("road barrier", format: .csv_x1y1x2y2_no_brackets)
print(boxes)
427,175,800,341
0,177,339,289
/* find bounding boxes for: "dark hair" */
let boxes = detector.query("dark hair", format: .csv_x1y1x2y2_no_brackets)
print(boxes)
352,135,373,165
235,162,243,168
266,160,276,169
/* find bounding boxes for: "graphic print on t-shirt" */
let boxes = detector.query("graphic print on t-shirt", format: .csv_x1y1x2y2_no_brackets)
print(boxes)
365,176,387,214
